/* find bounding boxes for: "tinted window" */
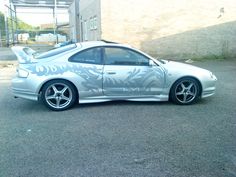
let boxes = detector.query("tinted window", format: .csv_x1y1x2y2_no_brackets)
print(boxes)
69,47,102,64
104,47,149,66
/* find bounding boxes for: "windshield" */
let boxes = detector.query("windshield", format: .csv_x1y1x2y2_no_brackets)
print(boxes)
148,55,166,64
34,44,78,59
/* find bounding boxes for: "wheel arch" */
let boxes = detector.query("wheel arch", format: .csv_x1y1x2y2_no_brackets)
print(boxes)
169,76,203,100
38,78,79,102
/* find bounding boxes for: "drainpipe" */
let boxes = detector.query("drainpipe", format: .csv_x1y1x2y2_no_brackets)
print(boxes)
53,0,58,44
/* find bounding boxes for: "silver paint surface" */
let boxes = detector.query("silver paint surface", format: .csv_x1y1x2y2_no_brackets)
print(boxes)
11,41,217,104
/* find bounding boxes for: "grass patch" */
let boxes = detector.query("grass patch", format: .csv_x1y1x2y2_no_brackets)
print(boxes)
191,54,236,61
191,54,226,61
0,61,17,69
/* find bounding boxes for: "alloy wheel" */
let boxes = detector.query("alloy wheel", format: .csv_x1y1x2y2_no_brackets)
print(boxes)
44,83,73,109
174,80,197,104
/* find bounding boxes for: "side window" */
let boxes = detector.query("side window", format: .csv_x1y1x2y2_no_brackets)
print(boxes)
69,48,102,64
104,47,149,66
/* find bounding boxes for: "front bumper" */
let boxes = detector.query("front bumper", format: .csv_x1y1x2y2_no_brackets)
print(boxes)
202,87,216,98
201,74,217,98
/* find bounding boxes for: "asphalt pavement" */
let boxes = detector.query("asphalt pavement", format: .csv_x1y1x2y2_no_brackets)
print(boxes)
0,60,236,177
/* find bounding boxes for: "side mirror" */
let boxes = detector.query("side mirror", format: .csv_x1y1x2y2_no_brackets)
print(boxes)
149,60,156,66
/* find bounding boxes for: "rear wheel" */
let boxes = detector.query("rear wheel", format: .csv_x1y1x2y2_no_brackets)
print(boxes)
170,77,200,105
41,80,77,111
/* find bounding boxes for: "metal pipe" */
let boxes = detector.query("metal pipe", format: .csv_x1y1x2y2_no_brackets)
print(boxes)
10,4,15,45
14,5,18,44
53,0,58,44
4,6,9,47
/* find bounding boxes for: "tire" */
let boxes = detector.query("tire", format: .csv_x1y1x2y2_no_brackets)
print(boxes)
170,77,200,105
41,80,77,111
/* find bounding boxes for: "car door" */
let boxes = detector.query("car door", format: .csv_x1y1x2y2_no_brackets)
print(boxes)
102,47,165,96
68,47,104,97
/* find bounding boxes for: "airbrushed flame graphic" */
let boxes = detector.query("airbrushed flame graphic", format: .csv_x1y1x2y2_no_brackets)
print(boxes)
126,68,162,88
27,64,163,93
28,64,102,93
102,67,163,93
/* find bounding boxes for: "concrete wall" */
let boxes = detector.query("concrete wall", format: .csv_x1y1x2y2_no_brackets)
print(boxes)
101,0,153,47
139,0,236,59
79,0,101,41
73,0,236,59
141,21,236,60
100,0,236,59
68,0,79,42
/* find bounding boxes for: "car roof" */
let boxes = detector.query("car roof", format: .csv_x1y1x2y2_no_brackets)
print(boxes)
77,41,131,49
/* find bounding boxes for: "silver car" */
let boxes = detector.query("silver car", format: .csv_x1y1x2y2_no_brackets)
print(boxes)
11,41,217,111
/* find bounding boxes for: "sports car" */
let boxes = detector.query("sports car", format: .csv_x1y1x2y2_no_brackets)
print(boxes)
11,41,217,111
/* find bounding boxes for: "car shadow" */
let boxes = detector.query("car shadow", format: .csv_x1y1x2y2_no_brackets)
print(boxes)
73,100,172,110
73,97,214,110
12,97,213,113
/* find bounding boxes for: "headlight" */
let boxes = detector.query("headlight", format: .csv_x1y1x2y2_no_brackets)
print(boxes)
209,72,214,78
17,68,29,78
209,72,217,80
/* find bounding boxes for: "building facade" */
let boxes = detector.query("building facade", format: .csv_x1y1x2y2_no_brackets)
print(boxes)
69,0,236,59
69,0,101,42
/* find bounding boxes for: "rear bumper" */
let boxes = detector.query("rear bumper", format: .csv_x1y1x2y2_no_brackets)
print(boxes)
12,77,39,101
12,88,38,101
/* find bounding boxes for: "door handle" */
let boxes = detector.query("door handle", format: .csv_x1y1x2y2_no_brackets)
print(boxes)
106,71,116,75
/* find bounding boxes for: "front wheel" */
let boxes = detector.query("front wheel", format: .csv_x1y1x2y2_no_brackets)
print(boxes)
41,80,77,111
170,77,200,105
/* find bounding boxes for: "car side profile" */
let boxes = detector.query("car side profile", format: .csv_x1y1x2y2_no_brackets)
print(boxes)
11,41,217,111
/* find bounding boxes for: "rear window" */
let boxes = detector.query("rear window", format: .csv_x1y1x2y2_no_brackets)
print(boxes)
34,44,78,59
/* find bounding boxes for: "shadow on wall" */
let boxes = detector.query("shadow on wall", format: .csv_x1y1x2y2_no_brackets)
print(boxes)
141,21,236,60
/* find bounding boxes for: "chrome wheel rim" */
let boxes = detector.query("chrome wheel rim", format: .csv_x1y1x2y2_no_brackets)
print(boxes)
45,83,72,109
175,80,197,104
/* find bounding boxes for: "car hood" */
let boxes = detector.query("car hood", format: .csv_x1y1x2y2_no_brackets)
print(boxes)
161,60,210,76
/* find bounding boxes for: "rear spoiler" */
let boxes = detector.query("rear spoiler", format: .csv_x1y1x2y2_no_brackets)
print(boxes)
11,46,36,64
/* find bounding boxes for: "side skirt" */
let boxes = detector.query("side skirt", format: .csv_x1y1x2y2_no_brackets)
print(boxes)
79,95,169,104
